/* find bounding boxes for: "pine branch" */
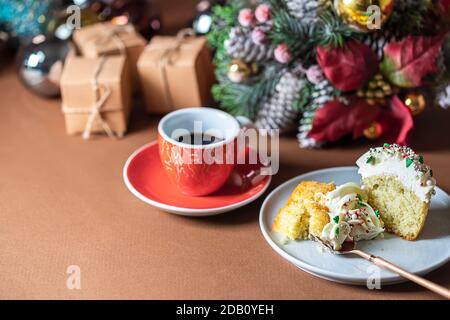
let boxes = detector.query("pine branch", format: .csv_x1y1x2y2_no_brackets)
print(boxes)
267,0,288,11
268,0,320,65
208,3,243,76
207,4,240,51
269,9,314,55
313,11,358,48
213,63,283,118
384,1,429,37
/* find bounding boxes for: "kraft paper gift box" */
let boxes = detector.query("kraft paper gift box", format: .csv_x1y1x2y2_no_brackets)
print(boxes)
73,22,146,90
60,56,131,138
137,33,215,114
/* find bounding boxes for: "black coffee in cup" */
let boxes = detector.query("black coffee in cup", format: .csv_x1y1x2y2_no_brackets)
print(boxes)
177,132,224,145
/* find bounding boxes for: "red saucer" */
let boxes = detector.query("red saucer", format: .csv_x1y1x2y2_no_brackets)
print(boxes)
123,141,272,216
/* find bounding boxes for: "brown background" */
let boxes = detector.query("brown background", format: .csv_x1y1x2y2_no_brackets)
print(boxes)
0,0,449,300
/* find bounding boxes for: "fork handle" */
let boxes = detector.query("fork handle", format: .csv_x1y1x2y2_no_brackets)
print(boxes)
353,249,450,299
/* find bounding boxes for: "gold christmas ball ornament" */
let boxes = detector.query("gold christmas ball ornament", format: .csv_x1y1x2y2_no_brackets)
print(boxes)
227,59,254,83
334,0,394,33
363,122,383,140
404,92,426,116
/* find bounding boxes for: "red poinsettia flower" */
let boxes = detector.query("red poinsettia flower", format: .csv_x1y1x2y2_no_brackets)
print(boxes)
307,97,379,143
381,35,446,88
377,96,414,145
308,97,413,145
437,0,450,14
316,40,378,92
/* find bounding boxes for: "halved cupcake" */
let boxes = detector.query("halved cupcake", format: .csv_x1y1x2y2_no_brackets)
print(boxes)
356,143,436,240
272,180,385,250
272,181,335,241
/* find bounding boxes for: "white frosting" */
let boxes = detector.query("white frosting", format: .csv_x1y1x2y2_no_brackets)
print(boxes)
356,144,436,203
320,183,384,251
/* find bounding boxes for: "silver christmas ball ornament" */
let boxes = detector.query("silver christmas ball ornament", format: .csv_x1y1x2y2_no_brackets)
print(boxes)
17,36,75,97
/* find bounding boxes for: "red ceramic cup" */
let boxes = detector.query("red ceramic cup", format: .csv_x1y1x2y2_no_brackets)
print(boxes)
158,108,242,196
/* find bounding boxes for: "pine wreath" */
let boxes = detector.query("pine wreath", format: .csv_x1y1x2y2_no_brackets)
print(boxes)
208,0,450,148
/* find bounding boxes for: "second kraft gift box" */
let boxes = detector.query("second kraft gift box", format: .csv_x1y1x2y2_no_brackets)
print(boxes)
60,56,132,139
73,22,146,90
137,33,215,114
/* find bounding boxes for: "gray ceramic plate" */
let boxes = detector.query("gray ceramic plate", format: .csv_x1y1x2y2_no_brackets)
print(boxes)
260,167,450,285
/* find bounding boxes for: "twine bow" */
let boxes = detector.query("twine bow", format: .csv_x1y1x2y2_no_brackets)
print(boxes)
158,28,196,109
90,23,135,55
62,57,118,140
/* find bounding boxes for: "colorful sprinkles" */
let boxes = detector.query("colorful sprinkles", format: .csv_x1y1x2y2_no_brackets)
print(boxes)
366,143,434,180
357,194,366,207
366,155,375,164
406,157,414,168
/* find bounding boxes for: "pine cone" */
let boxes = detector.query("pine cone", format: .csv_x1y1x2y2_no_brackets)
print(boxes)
255,71,305,133
431,42,449,105
285,0,323,24
362,30,396,60
224,27,273,63
436,82,450,109
297,79,336,148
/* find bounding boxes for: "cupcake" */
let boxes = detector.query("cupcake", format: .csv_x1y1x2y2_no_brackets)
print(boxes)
356,143,436,240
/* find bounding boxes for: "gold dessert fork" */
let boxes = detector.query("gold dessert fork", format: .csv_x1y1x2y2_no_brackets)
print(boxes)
311,236,450,299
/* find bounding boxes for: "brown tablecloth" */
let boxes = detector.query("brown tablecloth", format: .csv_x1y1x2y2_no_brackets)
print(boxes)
1,0,450,298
